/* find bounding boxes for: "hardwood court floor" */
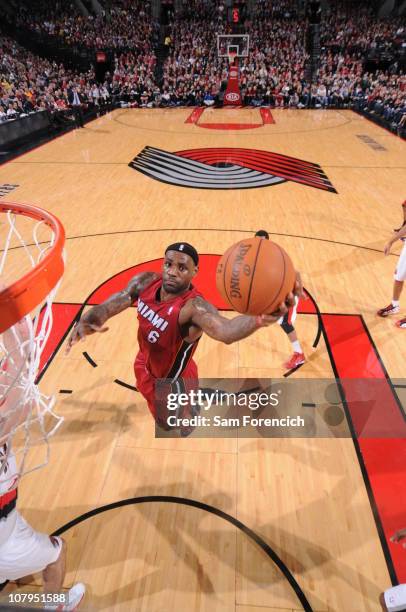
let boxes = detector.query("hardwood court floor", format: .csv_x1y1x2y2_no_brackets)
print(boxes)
0,109,405,611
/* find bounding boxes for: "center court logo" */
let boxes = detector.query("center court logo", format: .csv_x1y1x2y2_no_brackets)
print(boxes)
129,146,337,192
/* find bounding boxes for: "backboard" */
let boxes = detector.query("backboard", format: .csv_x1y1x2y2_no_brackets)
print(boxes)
217,34,249,58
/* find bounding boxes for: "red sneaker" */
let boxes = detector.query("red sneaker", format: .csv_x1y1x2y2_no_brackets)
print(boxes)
284,352,305,370
395,318,406,329
377,304,400,317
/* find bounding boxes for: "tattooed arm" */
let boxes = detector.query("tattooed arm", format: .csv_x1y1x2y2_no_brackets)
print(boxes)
180,295,291,345
66,272,159,352
180,272,303,344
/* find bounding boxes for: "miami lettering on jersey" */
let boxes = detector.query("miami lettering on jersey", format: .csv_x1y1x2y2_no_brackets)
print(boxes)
137,299,169,332
136,277,202,377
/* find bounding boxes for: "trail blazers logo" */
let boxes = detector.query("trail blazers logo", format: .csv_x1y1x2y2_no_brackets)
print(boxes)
129,146,336,192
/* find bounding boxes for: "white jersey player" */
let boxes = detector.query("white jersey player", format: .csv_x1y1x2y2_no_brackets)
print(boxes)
377,199,406,328
0,318,85,610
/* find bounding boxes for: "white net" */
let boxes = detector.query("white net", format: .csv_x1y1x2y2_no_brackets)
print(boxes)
0,208,64,490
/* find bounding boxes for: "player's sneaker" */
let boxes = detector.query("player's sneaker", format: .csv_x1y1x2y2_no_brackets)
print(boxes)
284,352,305,370
395,318,406,329
377,304,400,317
47,583,86,611
64,583,85,611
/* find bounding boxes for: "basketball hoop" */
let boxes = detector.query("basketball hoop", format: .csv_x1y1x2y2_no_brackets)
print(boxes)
0,202,65,488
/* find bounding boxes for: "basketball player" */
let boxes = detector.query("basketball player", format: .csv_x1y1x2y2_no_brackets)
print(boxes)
66,242,301,427
255,231,305,370
379,528,406,611
377,201,406,329
0,319,85,610
394,199,406,233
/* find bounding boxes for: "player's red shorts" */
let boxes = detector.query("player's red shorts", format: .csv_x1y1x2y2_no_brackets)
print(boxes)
134,351,199,427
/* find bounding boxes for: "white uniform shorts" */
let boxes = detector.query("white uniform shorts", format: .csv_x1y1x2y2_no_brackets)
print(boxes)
0,510,62,582
394,241,406,282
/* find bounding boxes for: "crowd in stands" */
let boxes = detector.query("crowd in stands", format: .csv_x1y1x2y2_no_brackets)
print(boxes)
321,0,404,57
0,35,112,125
313,0,405,131
110,50,157,103
13,0,159,52
238,0,307,107
0,0,404,135
161,0,229,106
158,0,405,134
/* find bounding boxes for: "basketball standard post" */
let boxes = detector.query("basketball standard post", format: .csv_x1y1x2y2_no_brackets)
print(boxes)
0,202,65,488
217,34,249,106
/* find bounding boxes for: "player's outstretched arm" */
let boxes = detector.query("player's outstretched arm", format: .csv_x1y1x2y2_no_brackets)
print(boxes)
185,295,292,345
66,272,159,353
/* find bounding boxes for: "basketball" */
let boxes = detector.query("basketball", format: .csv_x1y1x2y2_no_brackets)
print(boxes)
216,237,296,315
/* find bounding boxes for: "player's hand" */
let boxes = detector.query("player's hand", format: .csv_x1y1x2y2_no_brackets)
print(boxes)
293,271,305,299
65,319,109,354
257,300,289,327
390,529,406,547
258,272,304,327
256,313,281,327
384,241,393,256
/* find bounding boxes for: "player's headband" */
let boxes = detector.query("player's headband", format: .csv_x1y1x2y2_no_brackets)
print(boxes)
165,242,199,266
255,230,270,240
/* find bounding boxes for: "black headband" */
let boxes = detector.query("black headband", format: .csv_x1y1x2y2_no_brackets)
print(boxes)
255,230,269,240
165,242,199,266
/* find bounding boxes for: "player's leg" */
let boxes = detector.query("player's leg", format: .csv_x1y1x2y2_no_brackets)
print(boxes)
280,315,305,370
393,280,404,302
42,537,66,593
377,281,403,317
176,359,199,438
0,512,85,610
134,353,200,434
394,200,406,232
134,352,178,430
42,538,85,610
378,242,406,317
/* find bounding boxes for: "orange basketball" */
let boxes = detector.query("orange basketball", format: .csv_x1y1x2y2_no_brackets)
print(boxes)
216,237,296,315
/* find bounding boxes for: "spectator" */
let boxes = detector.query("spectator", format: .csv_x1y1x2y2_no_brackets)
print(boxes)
0,0,403,138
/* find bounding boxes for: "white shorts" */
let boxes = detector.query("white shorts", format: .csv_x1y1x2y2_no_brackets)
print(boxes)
0,510,62,582
394,241,406,281
277,295,299,326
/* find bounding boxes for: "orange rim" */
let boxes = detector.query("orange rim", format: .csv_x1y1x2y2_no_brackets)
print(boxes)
0,202,65,334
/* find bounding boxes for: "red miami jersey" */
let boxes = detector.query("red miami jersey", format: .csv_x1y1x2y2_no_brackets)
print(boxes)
136,276,202,380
